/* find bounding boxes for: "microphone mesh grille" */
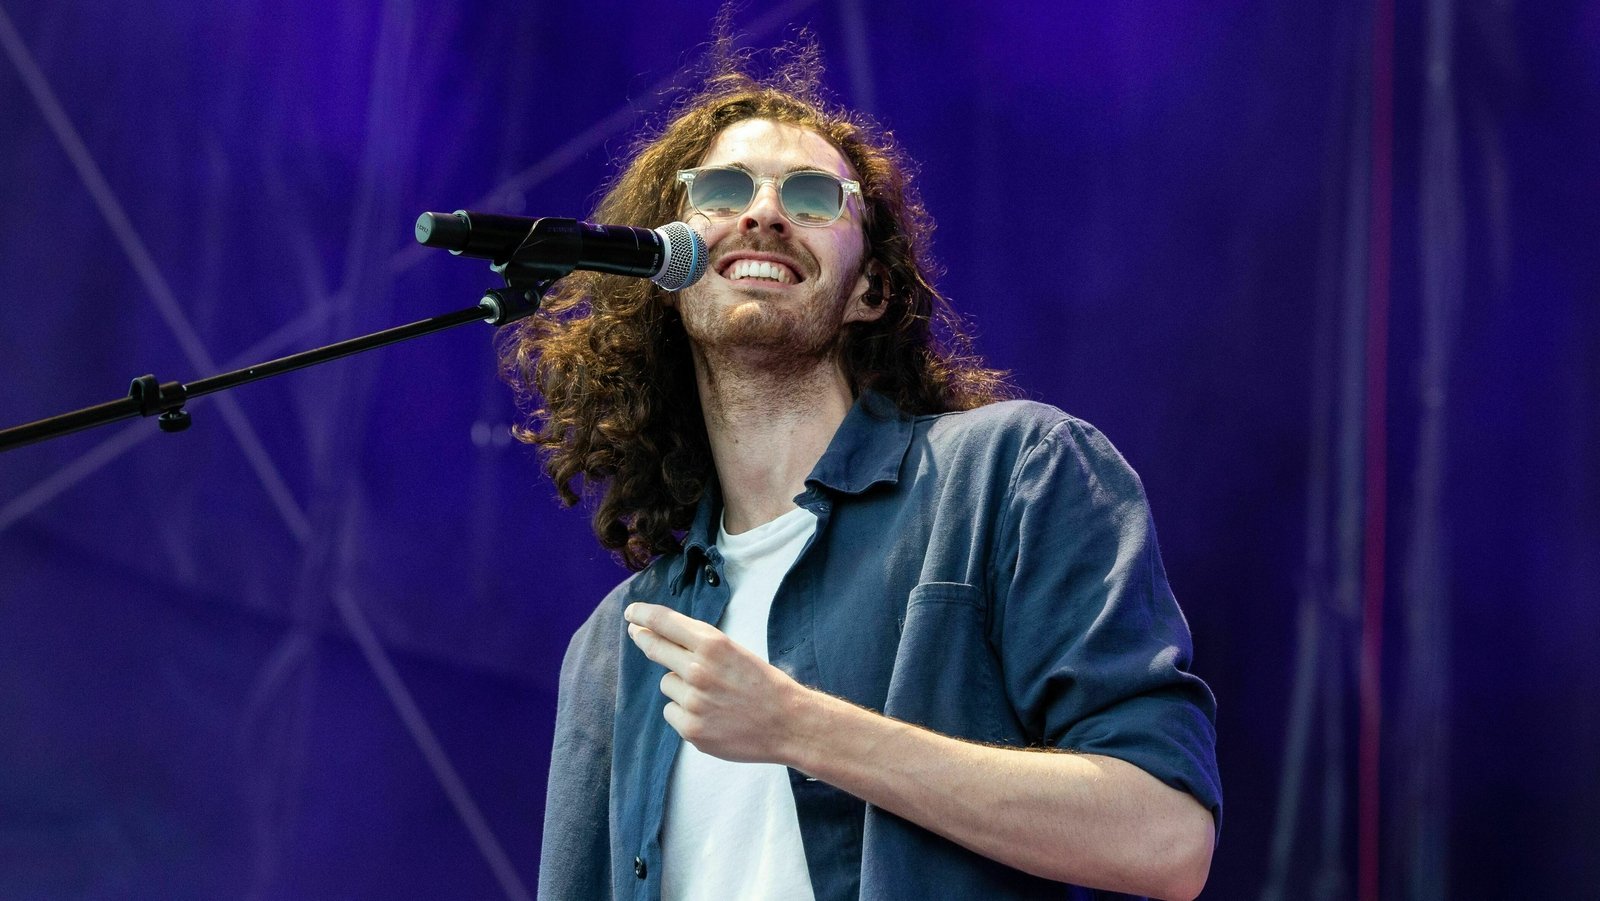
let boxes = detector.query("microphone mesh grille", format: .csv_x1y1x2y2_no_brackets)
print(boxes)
653,222,708,291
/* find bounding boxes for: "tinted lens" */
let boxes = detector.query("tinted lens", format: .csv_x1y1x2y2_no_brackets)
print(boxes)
688,168,754,217
781,172,846,225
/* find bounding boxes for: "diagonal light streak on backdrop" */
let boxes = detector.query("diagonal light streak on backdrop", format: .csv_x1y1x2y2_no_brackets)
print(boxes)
0,302,347,534
0,424,155,534
332,586,534,901
0,3,312,544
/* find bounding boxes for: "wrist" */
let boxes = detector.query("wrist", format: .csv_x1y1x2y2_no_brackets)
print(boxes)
779,684,902,781
778,681,831,773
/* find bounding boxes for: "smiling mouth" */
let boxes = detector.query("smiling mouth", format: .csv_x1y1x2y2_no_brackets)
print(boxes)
722,258,801,285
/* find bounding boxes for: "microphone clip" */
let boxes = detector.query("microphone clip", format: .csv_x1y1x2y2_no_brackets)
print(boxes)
479,283,545,327
129,374,192,433
474,217,589,326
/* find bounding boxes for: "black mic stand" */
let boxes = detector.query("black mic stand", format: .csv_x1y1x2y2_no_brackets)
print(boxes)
0,232,571,454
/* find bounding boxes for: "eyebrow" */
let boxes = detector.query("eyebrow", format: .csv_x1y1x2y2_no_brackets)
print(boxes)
725,162,836,176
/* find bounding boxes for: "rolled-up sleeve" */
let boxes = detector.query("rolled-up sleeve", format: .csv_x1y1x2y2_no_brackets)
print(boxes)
994,418,1222,826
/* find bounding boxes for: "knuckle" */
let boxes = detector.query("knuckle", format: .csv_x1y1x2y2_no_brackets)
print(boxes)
703,635,733,662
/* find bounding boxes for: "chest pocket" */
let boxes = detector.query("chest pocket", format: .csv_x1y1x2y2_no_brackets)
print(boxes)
883,582,1024,746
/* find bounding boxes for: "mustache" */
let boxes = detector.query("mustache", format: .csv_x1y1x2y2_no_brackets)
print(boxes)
709,235,817,277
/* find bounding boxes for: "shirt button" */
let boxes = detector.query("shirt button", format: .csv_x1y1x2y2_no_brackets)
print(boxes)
703,565,720,587
634,855,647,879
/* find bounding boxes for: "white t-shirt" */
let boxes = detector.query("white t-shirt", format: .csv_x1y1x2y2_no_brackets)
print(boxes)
661,505,819,901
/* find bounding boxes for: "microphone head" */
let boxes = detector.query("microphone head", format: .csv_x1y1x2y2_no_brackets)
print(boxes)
652,222,708,291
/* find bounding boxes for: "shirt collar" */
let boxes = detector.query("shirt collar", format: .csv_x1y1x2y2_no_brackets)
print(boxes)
668,390,915,594
803,388,915,496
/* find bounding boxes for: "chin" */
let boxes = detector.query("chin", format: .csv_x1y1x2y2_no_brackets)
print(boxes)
721,308,801,345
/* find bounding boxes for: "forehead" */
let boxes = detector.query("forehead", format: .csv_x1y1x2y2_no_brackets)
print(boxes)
698,118,855,179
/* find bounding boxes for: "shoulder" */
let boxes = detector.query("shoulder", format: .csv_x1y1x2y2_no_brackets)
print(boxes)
918,398,1075,438
916,399,1123,461
914,400,1146,502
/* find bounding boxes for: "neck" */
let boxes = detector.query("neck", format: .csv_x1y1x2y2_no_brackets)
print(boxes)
692,345,854,535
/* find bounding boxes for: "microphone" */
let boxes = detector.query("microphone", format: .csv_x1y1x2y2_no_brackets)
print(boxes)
415,211,707,291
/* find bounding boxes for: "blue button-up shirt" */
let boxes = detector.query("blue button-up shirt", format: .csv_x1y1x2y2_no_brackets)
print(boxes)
539,392,1221,900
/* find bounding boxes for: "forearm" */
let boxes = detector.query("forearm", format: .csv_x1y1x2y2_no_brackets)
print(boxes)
624,602,1215,897
781,688,1215,901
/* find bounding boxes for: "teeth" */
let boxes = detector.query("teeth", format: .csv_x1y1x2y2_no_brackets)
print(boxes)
725,258,796,284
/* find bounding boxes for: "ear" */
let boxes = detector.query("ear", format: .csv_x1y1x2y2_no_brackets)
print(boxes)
843,261,888,325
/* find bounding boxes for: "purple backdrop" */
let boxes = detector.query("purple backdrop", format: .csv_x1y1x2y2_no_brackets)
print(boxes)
2,1,1596,898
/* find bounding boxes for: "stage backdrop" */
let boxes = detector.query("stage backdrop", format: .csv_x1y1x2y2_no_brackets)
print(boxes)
2,2,1596,898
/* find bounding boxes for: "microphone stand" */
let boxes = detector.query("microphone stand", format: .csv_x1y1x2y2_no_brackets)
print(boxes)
0,249,562,454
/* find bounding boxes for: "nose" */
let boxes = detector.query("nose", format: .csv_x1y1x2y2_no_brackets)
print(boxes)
737,180,788,236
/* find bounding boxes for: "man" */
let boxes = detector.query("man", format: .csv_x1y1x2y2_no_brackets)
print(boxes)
504,57,1220,901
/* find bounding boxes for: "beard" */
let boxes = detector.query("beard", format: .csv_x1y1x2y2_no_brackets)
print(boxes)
686,291,841,357
675,238,861,373
675,279,862,389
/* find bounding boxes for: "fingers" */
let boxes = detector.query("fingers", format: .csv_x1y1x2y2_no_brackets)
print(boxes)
659,674,708,748
628,622,696,673
661,700,692,745
625,603,716,650
659,670,690,706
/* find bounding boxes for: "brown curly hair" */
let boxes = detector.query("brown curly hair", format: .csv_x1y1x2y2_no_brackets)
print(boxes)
499,42,1014,570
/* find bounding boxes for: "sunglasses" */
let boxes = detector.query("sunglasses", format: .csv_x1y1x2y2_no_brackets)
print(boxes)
676,166,863,227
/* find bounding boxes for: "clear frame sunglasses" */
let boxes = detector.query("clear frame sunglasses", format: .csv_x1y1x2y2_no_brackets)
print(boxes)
676,166,863,227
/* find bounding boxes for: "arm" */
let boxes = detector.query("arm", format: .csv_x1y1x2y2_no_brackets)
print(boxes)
625,602,1215,901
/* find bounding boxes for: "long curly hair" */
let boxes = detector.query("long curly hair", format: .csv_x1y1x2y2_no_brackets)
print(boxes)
499,42,1015,570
